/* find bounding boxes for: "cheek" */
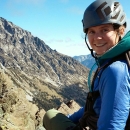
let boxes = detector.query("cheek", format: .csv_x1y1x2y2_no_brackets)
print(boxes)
106,32,115,38
88,38,93,47
106,36,117,46
106,32,118,44
103,32,116,44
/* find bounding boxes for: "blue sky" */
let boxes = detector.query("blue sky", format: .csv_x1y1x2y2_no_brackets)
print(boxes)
0,0,130,57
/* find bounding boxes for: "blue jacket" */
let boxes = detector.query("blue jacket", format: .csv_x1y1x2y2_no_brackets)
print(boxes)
67,107,84,124
68,31,130,129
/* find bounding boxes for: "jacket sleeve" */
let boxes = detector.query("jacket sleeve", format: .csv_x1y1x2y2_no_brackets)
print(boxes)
67,107,85,124
96,61,130,130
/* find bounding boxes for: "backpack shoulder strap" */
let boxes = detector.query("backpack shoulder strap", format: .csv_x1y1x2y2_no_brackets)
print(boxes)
125,50,130,68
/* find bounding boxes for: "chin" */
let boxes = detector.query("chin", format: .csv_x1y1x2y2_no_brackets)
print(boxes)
96,52,104,55
96,50,106,55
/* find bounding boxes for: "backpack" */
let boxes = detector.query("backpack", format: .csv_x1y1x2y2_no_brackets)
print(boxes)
73,51,130,130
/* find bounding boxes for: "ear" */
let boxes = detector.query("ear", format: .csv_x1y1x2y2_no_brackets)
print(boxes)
119,26,125,37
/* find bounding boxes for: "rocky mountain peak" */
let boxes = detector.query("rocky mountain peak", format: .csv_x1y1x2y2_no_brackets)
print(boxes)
0,17,90,129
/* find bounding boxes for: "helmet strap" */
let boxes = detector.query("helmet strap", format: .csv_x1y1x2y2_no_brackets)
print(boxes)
85,35,97,59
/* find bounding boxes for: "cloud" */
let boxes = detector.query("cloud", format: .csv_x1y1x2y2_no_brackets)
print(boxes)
126,18,130,33
66,42,86,47
127,18,130,28
65,37,73,42
45,37,73,44
44,37,89,56
46,39,64,44
67,6,83,15
6,1,25,16
5,0,46,16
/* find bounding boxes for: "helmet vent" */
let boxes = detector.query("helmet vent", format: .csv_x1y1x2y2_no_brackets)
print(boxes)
114,2,119,11
111,11,120,19
120,15,125,22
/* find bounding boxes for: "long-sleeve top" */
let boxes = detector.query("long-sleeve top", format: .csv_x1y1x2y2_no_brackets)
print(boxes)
67,107,84,124
95,59,130,129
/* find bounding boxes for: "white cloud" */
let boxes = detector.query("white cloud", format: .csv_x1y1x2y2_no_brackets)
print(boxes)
65,38,73,42
46,39,64,44
43,36,89,56
126,18,130,33
6,1,25,16
5,0,46,16
67,6,83,15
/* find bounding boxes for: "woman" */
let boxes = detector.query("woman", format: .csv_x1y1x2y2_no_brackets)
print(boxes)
43,0,130,129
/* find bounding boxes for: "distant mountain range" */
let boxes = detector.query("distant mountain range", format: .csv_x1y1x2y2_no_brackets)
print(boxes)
73,54,97,70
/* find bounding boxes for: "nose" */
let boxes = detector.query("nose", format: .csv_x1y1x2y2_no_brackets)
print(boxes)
94,33,103,40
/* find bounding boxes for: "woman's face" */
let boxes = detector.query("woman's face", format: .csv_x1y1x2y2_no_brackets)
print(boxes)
87,24,119,55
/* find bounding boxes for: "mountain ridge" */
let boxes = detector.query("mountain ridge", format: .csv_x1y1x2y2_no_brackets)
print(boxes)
73,54,96,69
0,16,93,130
0,17,90,110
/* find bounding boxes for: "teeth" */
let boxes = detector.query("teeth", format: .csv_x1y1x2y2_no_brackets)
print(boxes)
96,44,105,47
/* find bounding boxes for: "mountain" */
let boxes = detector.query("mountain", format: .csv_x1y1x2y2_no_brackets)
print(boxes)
0,70,81,130
73,54,97,69
0,70,46,130
0,17,90,111
73,55,89,63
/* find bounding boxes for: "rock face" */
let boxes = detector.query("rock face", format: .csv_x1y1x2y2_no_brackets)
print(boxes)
57,100,81,115
0,69,81,130
0,70,45,130
0,17,89,110
0,17,90,129
0,17,89,87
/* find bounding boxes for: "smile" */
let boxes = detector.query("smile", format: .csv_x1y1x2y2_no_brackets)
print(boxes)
95,43,106,47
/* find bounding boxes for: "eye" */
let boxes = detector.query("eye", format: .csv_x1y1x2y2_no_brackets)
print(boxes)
102,28,109,33
88,30,95,35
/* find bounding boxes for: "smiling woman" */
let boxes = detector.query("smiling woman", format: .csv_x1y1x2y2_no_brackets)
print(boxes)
80,0,130,129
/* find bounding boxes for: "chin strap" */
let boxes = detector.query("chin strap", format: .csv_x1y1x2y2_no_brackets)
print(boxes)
85,35,97,59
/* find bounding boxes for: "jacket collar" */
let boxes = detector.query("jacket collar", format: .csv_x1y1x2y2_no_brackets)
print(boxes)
96,31,130,66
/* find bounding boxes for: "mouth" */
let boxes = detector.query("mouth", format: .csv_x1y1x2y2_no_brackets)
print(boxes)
95,43,106,47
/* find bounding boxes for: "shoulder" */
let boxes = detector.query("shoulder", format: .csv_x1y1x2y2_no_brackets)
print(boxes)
99,59,129,84
104,60,129,75
99,59,130,96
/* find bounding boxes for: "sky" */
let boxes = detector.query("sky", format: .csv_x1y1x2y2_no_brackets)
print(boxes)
0,0,130,57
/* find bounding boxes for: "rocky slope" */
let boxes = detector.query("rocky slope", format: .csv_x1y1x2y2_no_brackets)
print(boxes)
0,17,90,111
0,67,81,130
